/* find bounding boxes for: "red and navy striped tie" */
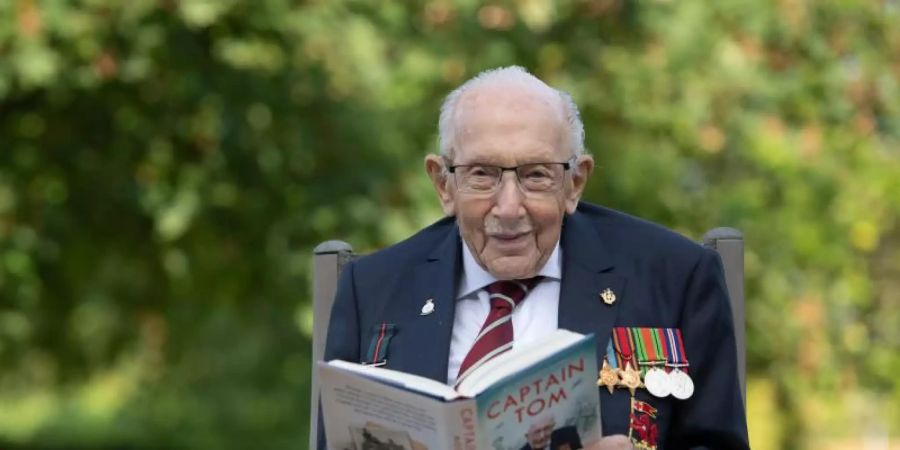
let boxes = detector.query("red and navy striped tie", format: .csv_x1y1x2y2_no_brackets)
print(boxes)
455,277,541,386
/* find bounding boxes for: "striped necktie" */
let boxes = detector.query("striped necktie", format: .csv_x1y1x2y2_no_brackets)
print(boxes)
456,277,541,386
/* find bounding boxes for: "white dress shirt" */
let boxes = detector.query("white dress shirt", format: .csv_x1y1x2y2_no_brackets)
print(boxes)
446,241,562,385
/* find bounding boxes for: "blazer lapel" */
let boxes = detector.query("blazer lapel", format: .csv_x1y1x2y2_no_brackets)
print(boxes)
392,225,461,383
557,211,627,369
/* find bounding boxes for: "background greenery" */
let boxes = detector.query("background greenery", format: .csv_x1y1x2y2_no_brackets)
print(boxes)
1,0,898,448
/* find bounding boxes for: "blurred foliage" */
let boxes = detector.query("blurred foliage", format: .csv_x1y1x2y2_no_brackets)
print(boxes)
0,0,898,448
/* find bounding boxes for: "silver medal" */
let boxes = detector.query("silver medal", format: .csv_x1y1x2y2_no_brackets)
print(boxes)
644,367,671,398
669,368,694,400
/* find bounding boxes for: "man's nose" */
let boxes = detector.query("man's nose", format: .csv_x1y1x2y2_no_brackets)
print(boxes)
492,171,526,217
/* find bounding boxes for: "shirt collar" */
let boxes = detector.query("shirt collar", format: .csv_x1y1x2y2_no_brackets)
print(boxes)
456,238,562,300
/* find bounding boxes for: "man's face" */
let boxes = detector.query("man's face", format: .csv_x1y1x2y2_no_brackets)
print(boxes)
525,416,555,448
426,86,592,280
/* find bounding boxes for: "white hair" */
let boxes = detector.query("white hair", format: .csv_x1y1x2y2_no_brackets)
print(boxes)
528,409,557,430
437,66,586,159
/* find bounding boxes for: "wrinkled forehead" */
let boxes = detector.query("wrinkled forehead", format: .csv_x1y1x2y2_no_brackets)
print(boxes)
452,85,568,163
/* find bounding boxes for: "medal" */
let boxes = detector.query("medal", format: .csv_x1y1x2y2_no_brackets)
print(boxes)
597,341,620,394
644,328,671,398
669,368,694,400
598,359,619,394
611,326,694,400
664,328,694,400
644,367,671,398
618,361,642,396
627,327,672,398
612,328,642,395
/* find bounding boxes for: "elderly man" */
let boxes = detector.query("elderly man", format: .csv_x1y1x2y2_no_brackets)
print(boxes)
520,413,582,450
522,414,557,450
322,66,749,449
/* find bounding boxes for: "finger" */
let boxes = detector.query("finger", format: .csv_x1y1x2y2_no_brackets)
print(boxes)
585,434,634,450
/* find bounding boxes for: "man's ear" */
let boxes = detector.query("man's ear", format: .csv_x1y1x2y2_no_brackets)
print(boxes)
565,155,594,214
425,154,456,216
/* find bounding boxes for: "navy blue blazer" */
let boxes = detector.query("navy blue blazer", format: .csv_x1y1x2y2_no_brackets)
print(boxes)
322,202,749,449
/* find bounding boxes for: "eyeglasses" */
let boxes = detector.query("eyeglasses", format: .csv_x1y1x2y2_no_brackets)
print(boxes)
445,158,574,194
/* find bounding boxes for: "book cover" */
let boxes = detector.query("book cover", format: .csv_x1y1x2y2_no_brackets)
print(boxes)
474,335,600,450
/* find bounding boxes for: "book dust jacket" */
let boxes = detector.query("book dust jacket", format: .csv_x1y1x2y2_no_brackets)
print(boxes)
474,336,601,450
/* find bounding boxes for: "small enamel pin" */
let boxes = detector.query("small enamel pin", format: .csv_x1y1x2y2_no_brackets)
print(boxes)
600,288,616,305
420,298,435,316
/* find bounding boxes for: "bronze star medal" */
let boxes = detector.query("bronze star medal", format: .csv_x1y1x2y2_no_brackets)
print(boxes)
617,361,643,396
597,359,619,394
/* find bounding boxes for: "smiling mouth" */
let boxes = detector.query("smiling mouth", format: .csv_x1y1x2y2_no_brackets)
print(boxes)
490,232,530,241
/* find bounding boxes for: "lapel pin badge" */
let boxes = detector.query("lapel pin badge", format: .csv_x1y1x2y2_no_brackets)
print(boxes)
600,288,616,305
420,298,435,316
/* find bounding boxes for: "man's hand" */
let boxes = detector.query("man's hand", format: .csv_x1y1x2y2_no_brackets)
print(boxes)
583,435,635,450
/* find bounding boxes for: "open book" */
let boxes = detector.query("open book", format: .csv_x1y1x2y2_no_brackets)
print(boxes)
319,329,601,450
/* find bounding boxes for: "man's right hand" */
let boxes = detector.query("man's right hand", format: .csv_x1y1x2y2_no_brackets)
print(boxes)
583,435,635,450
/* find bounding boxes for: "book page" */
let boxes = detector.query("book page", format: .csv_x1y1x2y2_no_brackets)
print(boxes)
328,359,460,401
319,362,474,450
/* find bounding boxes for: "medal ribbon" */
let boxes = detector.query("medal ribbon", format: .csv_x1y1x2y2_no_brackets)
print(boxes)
664,328,690,374
366,322,396,364
664,328,680,367
606,340,619,370
630,328,649,376
643,328,667,368
657,328,670,372
613,327,635,368
675,328,690,374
